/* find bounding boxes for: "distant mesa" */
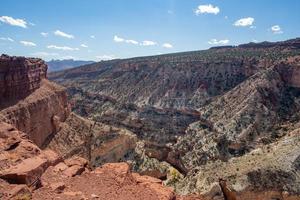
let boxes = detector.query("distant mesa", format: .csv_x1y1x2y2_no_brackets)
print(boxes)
47,59,95,72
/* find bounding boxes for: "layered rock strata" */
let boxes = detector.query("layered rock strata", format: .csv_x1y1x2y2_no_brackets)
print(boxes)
0,54,47,106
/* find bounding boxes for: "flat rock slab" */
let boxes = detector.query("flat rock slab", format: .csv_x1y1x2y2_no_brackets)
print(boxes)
0,156,48,186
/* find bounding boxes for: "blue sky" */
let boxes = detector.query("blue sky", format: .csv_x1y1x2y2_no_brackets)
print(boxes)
0,0,299,61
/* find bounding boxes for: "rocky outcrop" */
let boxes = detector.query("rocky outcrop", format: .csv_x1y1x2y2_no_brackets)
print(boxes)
0,122,60,188
0,54,47,106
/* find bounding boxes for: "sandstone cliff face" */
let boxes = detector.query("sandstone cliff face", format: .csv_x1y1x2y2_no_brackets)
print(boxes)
46,112,138,167
0,54,70,147
0,54,47,107
0,79,70,147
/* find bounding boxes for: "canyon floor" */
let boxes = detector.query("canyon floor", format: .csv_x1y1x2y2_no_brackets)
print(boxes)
1,38,300,199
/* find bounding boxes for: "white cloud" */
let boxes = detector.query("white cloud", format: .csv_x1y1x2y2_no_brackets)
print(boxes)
41,32,48,37
125,39,138,45
0,37,14,42
96,55,117,61
114,35,139,45
195,4,220,15
162,43,173,48
114,35,158,46
54,30,74,39
80,44,88,48
271,25,283,34
47,45,79,51
20,41,36,47
90,35,95,39
31,52,59,57
114,35,125,42
208,39,229,45
0,16,27,28
233,17,254,27
141,40,157,46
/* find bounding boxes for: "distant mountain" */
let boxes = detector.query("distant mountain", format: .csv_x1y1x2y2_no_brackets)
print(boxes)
46,59,95,72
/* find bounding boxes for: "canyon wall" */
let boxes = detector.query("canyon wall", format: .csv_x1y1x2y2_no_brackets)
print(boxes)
0,79,70,147
0,54,71,147
49,38,300,199
0,54,47,106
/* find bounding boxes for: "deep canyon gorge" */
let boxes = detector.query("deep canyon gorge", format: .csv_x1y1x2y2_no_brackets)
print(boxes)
1,38,300,200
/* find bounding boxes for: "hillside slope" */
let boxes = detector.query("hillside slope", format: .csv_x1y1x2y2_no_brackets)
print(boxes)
49,38,300,199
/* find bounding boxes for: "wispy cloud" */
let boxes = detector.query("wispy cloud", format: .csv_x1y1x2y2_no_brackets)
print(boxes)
162,43,173,48
41,32,49,37
47,45,79,51
90,35,95,39
0,37,14,42
271,25,283,34
114,35,157,46
80,44,88,48
61,56,75,60
20,41,36,47
113,35,138,45
114,35,125,42
96,55,117,61
114,35,124,42
54,30,74,39
31,52,59,57
0,16,27,28
141,40,157,46
126,39,139,45
208,39,229,45
233,17,254,27
195,4,220,15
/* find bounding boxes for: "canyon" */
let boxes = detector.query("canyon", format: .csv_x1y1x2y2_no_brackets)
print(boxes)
0,38,300,200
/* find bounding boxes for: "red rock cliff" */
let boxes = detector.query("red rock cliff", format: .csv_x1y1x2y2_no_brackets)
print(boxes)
0,54,47,106
0,55,70,147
